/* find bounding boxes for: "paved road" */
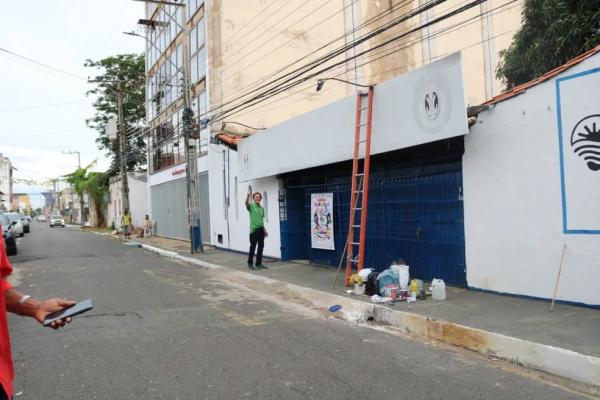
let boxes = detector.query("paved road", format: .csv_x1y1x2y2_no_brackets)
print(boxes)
6,224,592,399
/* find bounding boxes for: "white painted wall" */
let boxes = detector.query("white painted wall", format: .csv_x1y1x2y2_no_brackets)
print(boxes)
463,54,600,306
238,53,468,181
208,144,281,259
108,174,148,230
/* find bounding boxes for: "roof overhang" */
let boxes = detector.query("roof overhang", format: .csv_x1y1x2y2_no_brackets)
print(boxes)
482,44,600,107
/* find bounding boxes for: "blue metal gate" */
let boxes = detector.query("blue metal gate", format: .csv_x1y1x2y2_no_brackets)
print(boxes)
281,165,466,287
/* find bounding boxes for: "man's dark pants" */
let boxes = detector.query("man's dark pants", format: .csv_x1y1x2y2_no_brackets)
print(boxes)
247,227,265,266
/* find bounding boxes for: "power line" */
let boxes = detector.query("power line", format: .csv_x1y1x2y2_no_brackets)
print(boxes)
235,2,518,120
0,127,89,139
219,0,477,101
226,0,520,122
207,0,428,119
219,0,280,50
209,0,451,122
211,0,516,124
215,0,496,121
220,0,300,57
218,0,361,89
0,99,88,113
150,0,517,147
214,0,412,108
0,47,87,81
220,0,330,68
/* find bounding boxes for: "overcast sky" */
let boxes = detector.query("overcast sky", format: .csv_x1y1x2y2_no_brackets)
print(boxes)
0,0,145,207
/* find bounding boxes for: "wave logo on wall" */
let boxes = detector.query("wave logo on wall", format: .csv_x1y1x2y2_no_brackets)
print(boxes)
571,114,600,171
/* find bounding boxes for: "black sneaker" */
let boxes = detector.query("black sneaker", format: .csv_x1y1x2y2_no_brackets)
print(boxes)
255,264,268,269
247,263,256,270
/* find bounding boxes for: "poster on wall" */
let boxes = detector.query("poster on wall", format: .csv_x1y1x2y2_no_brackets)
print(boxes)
556,66,600,233
311,193,335,250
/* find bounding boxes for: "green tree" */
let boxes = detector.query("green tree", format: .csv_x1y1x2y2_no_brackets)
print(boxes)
63,162,109,227
496,0,600,89
85,54,147,176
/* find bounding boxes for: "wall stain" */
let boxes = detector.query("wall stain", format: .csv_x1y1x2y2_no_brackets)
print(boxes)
363,0,418,84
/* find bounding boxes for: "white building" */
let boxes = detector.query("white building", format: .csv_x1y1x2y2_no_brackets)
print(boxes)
0,154,13,211
464,45,600,306
108,173,149,230
217,46,600,307
143,1,522,250
218,54,469,279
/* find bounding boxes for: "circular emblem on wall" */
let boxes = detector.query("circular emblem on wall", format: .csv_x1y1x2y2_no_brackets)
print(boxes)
413,72,452,134
570,114,600,172
240,151,252,176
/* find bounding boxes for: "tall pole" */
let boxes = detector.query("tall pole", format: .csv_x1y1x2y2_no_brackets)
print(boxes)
77,152,84,227
63,150,84,227
180,2,203,253
136,1,203,253
117,81,130,219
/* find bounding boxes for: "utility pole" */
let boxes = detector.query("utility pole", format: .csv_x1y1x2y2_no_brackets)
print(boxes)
117,81,130,219
133,0,203,253
49,179,60,212
63,150,84,227
176,1,203,253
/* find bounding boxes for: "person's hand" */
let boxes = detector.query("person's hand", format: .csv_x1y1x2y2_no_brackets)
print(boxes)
34,298,77,330
264,230,269,238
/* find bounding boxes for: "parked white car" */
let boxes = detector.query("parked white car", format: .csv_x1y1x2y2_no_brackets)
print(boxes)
5,213,24,237
20,214,30,233
50,215,65,228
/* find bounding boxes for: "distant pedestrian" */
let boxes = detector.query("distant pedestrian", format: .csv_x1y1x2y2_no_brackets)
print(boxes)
245,192,268,270
121,209,132,239
140,214,153,238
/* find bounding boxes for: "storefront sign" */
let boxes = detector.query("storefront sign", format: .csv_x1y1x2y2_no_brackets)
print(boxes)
172,168,186,176
556,67,600,233
311,193,335,250
239,53,467,181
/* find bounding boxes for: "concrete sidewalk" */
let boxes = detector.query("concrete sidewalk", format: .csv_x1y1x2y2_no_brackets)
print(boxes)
130,235,600,386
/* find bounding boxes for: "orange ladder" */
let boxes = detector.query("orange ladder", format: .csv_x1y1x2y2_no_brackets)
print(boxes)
345,87,374,286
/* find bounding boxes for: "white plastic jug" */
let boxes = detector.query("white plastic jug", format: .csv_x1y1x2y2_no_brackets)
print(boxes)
431,279,446,301
354,283,366,295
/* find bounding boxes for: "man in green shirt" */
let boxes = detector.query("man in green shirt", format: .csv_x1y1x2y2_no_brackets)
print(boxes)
246,192,268,270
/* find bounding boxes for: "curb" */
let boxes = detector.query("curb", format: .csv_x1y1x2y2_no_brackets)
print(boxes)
140,243,600,387
140,244,179,258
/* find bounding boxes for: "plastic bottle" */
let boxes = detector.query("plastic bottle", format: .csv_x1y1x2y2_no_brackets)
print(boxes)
431,279,446,301
410,279,418,301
